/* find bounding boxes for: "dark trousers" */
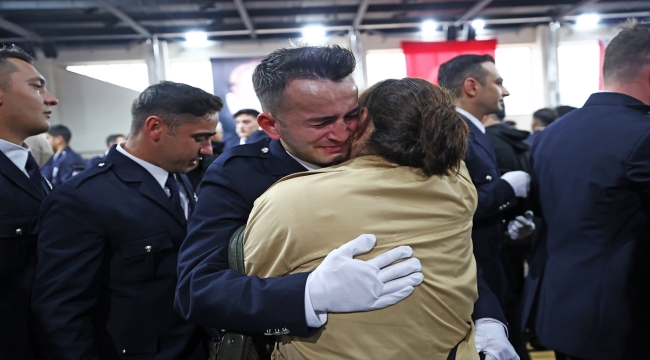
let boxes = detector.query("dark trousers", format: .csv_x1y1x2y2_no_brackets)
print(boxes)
554,352,587,360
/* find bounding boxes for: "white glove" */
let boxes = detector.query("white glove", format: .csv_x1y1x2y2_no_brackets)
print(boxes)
500,171,531,198
507,211,535,240
306,234,423,315
474,319,520,360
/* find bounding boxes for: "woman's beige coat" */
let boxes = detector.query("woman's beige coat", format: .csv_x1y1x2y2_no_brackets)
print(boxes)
244,155,479,360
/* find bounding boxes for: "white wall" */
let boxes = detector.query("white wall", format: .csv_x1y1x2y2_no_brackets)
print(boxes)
34,64,139,157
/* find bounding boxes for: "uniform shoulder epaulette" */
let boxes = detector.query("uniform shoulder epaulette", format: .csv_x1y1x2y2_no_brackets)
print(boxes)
64,160,113,189
216,139,272,166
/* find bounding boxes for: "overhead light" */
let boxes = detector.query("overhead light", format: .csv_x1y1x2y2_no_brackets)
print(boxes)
472,19,485,31
302,25,327,44
576,14,600,28
184,31,208,46
421,20,437,37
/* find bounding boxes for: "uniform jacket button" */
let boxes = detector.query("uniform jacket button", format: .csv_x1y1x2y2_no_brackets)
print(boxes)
15,228,23,235
261,147,269,154
486,175,492,181
98,162,105,167
145,245,152,253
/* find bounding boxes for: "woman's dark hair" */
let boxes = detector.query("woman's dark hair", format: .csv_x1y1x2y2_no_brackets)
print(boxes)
359,78,469,177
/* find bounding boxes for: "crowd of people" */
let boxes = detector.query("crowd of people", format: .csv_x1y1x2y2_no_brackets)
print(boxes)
0,19,648,360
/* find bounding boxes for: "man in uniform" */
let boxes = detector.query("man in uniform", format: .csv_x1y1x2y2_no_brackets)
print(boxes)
41,124,86,187
176,45,517,359
439,54,534,359
32,81,222,358
0,45,57,360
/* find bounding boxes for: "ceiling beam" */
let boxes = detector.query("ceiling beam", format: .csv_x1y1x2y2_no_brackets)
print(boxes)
455,0,494,26
555,0,600,19
353,0,372,30
0,17,43,41
233,0,256,39
95,0,151,38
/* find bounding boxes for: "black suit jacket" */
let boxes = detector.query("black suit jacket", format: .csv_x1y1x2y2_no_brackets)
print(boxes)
176,138,506,337
522,92,650,359
32,148,205,360
0,151,48,360
463,117,520,304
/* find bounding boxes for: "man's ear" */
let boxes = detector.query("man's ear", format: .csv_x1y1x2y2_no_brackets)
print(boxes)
257,113,281,140
532,118,539,128
462,77,479,98
143,116,164,142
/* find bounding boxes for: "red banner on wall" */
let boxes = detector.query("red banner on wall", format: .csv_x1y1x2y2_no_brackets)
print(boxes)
401,39,498,84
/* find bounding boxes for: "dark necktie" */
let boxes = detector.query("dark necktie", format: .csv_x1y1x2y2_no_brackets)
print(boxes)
25,153,47,196
165,173,184,217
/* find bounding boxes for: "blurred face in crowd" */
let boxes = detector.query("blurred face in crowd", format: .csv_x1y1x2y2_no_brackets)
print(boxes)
44,132,65,152
0,58,58,144
235,113,259,138
259,76,360,167
476,62,509,115
108,135,126,148
155,113,219,174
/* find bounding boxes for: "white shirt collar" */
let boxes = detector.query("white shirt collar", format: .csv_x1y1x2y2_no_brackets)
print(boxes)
285,150,321,171
456,107,486,134
116,143,168,190
0,138,30,174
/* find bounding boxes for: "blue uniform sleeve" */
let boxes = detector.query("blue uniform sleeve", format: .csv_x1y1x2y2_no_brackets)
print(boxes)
32,187,107,360
175,162,313,337
474,178,518,222
472,265,507,324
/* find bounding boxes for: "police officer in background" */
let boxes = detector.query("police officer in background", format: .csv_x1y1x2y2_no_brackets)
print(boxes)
32,81,222,359
0,45,58,360
176,45,517,360
41,124,86,187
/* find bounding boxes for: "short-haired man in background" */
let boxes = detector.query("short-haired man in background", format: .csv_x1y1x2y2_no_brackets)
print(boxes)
522,20,650,360
41,124,86,187
32,81,222,359
526,108,557,146
0,45,58,360
439,54,534,360
177,45,517,360
88,133,126,167
233,108,268,144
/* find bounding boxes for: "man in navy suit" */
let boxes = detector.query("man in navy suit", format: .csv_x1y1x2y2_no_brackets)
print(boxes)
439,54,535,360
32,81,222,359
41,124,87,187
176,45,516,359
522,20,650,360
0,45,57,360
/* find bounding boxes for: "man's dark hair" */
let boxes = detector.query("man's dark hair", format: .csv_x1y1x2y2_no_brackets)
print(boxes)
131,81,223,135
359,77,468,177
0,45,34,90
233,109,260,118
48,124,72,144
555,105,577,118
438,54,495,97
533,108,558,127
602,19,650,83
105,133,125,147
252,45,356,115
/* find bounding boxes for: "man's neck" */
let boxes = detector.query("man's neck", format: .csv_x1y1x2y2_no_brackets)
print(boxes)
456,100,486,120
54,144,68,153
122,137,162,168
603,82,650,105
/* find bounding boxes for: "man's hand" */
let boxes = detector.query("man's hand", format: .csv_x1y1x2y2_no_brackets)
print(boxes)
507,211,535,240
501,171,531,198
307,234,423,315
474,320,520,360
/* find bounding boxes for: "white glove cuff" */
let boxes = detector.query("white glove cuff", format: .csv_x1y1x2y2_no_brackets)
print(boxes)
305,272,328,328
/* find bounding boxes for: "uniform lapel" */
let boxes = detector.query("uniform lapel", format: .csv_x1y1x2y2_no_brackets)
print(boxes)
109,149,187,228
464,117,499,164
0,150,44,201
